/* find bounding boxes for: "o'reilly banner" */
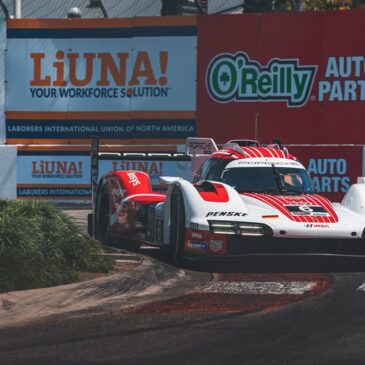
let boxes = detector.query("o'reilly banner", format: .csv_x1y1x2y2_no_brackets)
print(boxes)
206,52,365,107
197,11,365,144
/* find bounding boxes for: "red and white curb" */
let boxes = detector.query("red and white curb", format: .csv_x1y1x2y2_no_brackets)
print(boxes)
201,281,317,295
356,283,365,291
132,274,332,315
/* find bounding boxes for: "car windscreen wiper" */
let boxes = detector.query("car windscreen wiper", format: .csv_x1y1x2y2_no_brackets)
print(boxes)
271,163,285,193
248,188,282,194
281,189,302,195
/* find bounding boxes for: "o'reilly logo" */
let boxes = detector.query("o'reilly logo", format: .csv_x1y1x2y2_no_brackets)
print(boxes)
206,52,317,107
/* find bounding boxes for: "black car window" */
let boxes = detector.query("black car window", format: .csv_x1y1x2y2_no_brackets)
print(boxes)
221,167,314,194
206,158,232,181
198,159,213,181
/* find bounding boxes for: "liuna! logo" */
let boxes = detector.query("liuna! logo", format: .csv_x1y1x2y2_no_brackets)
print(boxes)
206,52,317,107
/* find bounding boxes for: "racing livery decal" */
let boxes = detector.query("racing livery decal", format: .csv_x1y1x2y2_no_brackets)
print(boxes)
206,211,246,217
209,239,225,254
285,205,330,217
188,240,209,250
242,193,339,223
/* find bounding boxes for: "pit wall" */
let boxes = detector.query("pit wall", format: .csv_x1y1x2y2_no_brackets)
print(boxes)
0,146,17,199
3,11,365,202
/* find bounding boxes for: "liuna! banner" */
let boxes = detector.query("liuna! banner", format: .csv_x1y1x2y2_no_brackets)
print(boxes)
17,150,192,200
6,18,197,143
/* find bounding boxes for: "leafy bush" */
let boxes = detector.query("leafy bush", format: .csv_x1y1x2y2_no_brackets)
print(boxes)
0,200,113,292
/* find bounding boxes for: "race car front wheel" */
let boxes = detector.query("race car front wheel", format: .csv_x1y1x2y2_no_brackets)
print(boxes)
170,187,185,265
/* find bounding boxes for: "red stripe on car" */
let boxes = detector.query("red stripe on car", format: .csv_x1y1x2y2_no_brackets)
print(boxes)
198,182,229,202
241,193,338,223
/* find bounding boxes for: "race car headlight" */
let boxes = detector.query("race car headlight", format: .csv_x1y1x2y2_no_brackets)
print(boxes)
238,222,265,236
209,221,236,234
209,221,273,236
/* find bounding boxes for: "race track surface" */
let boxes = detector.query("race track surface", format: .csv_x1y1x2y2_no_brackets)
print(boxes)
1,208,365,365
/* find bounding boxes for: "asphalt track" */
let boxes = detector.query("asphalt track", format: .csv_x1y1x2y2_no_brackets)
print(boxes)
1,209,365,365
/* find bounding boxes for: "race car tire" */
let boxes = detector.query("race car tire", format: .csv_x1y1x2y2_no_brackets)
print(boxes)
118,240,141,253
96,189,112,245
170,187,185,264
96,188,140,252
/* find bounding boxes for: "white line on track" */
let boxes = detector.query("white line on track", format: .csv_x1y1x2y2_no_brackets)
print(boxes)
201,281,317,295
356,283,365,291
115,259,141,263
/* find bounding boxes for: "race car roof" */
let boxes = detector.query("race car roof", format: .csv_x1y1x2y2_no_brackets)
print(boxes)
211,146,297,160
225,158,304,169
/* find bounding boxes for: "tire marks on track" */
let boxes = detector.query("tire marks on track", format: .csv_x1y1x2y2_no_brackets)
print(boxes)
132,273,332,315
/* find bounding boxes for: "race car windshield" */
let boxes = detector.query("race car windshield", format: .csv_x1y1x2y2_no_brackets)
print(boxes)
221,167,314,195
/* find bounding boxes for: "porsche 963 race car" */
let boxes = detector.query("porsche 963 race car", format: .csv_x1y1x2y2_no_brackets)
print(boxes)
88,137,365,262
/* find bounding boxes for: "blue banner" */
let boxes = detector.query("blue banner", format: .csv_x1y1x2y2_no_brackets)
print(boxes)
7,119,196,139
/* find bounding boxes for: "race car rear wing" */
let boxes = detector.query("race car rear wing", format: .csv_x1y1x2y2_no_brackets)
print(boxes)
186,137,219,179
90,137,191,208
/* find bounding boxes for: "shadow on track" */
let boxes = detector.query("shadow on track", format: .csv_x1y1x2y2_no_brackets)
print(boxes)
137,245,365,274
187,255,365,274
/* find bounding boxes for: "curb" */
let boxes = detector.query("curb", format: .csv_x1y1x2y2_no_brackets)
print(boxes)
0,256,211,328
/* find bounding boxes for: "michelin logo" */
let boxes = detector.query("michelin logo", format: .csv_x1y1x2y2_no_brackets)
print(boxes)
206,52,317,107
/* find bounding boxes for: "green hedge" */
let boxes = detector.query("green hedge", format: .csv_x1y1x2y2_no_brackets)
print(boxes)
0,200,113,292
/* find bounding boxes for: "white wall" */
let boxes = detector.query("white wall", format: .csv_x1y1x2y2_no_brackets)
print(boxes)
0,146,17,199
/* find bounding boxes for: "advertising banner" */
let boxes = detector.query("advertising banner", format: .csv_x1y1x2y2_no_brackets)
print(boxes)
6,18,197,142
197,10,365,145
289,145,364,202
15,145,363,202
17,151,192,200
6,117,195,140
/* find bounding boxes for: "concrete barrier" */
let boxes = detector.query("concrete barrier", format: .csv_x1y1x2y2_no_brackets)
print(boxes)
0,145,17,199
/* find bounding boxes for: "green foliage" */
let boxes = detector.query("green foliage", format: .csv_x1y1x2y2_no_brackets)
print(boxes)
304,0,359,10
0,200,113,292
296,0,365,11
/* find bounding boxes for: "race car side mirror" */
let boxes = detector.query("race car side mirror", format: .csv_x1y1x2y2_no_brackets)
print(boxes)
272,138,282,148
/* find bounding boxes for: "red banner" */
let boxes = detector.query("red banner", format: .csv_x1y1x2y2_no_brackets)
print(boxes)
197,10,365,145
288,146,363,202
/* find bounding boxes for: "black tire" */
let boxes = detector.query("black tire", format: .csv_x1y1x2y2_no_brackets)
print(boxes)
170,187,186,264
96,190,113,245
118,239,141,253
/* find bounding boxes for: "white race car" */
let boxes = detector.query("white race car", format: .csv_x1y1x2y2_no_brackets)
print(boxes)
89,138,365,262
